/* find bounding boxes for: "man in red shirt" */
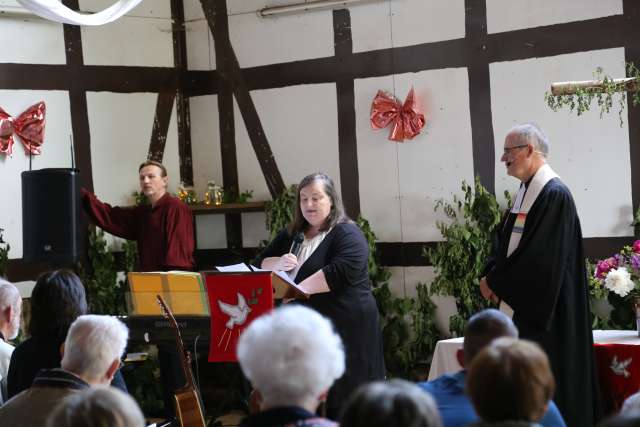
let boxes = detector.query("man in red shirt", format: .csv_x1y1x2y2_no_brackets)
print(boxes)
82,160,194,271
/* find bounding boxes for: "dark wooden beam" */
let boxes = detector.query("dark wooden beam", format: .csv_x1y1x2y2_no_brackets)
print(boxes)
63,0,93,192
465,0,495,193
210,0,242,249
147,92,175,162
624,0,640,230
0,63,180,93
200,0,286,198
333,9,360,219
171,0,194,186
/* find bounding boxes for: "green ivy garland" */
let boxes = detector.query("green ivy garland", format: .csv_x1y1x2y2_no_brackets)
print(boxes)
544,63,640,127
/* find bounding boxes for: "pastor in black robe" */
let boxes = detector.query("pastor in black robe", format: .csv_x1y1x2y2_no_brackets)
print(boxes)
485,178,601,427
257,222,386,419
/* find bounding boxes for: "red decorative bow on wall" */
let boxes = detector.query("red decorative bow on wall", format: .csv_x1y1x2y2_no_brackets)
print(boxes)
370,87,425,142
0,101,46,156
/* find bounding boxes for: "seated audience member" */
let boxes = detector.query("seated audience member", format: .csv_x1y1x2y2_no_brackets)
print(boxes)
48,386,145,427
622,392,640,414
598,412,640,427
6,269,126,398
236,305,345,427
0,279,21,382
341,379,442,427
418,309,565,427
466,338,555,427
0,314,129,427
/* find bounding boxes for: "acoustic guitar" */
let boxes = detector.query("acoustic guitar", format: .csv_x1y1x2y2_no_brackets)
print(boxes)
156,295,207,427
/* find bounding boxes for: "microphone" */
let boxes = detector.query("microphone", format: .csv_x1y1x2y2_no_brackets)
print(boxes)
289,232,304,257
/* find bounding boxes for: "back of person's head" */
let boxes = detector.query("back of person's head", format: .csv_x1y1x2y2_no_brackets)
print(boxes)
466,337,555,423
340,379,443,427
0,278,21,339
61,315,128,384
236,305,345,409
48,386,145,427
29,269,87,339
463,308,518,366
599,412,640,427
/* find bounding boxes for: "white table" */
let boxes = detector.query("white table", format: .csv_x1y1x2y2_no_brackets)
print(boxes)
427,330,640,381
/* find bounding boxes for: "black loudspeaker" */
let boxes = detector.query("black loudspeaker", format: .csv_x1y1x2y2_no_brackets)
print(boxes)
22,168,81,264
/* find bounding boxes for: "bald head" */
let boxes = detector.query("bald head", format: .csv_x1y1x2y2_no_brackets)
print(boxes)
463,309,518,366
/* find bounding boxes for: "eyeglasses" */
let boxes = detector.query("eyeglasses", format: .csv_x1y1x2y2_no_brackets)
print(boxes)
502,144,529,155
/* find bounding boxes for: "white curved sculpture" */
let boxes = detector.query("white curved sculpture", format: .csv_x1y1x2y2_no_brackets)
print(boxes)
16,0,144,26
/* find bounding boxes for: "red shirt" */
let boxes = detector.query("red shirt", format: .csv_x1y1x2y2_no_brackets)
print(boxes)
82,189,195,271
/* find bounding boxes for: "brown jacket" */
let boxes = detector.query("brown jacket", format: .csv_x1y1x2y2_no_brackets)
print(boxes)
0,368,89,427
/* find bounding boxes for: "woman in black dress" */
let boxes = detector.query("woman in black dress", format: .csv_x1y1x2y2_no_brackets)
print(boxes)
257,172,385,419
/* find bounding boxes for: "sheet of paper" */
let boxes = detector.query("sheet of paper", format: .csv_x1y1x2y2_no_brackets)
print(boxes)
249,264,268,272
215,263,251,272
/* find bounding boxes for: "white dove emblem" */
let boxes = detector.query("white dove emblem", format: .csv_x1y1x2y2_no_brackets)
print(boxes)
610,355,632,378
218,293,252,329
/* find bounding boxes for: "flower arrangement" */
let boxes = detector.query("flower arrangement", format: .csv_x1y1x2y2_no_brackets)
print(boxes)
590,240,640,329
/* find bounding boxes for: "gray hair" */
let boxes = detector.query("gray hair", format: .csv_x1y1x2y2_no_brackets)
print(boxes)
0,279,21,340
236,305,345,408
61,315,129,381
340,379,443,427
0,279,20,312
48,386,145,427
507,123,549,158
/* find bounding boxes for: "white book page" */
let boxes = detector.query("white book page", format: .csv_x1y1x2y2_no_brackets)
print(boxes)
215,263,251,272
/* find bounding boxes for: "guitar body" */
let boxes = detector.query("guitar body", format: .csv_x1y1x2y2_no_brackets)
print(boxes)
174,387,206,427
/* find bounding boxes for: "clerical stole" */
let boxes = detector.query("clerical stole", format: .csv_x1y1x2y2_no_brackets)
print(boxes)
500,164,559,316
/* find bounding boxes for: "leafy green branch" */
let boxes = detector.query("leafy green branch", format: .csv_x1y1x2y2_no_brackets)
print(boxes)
427,177,502,336
544,62,640,127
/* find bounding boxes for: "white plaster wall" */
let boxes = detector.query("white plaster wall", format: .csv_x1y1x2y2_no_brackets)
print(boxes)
487,0,623,34
352,0,465,53
234,83,341,201
356,68,474,242
0,91,72,258
189,94,227,250
0,0,66,64
490,48,632,238
79,0,174,67
228,9,334,68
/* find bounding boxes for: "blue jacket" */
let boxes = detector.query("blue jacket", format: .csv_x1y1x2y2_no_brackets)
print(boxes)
418,371,566,427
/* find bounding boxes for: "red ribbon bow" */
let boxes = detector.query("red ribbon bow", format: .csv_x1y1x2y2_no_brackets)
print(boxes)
370,87,425,142
0,101,46,156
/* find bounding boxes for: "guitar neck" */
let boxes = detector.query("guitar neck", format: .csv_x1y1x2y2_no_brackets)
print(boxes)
173,326,197,390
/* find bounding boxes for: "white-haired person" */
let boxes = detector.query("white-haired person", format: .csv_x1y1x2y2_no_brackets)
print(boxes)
0,314,129,427
340,379,443,427
0,279,21,387
237,305,345,427
48,386,145,427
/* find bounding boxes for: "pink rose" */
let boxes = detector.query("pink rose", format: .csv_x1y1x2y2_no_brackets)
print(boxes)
633,240,640,253
596,260,613,278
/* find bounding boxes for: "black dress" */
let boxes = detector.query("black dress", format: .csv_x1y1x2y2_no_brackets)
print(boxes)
257,222,385,419
485,178,601,427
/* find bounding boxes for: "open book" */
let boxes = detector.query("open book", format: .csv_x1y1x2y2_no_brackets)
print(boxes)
213,263,310,299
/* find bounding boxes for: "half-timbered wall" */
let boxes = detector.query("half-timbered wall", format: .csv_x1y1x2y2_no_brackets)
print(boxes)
1,0,638,331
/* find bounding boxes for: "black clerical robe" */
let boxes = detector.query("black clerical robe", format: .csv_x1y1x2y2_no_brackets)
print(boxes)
485,178,601,427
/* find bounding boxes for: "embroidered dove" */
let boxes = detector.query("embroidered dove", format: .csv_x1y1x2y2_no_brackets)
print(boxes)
610,355,632,378
218,293,252,329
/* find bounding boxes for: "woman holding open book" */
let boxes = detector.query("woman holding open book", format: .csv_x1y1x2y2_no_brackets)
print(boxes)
257,172,385,419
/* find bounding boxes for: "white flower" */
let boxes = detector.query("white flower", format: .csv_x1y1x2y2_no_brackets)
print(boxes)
604,267,635,297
